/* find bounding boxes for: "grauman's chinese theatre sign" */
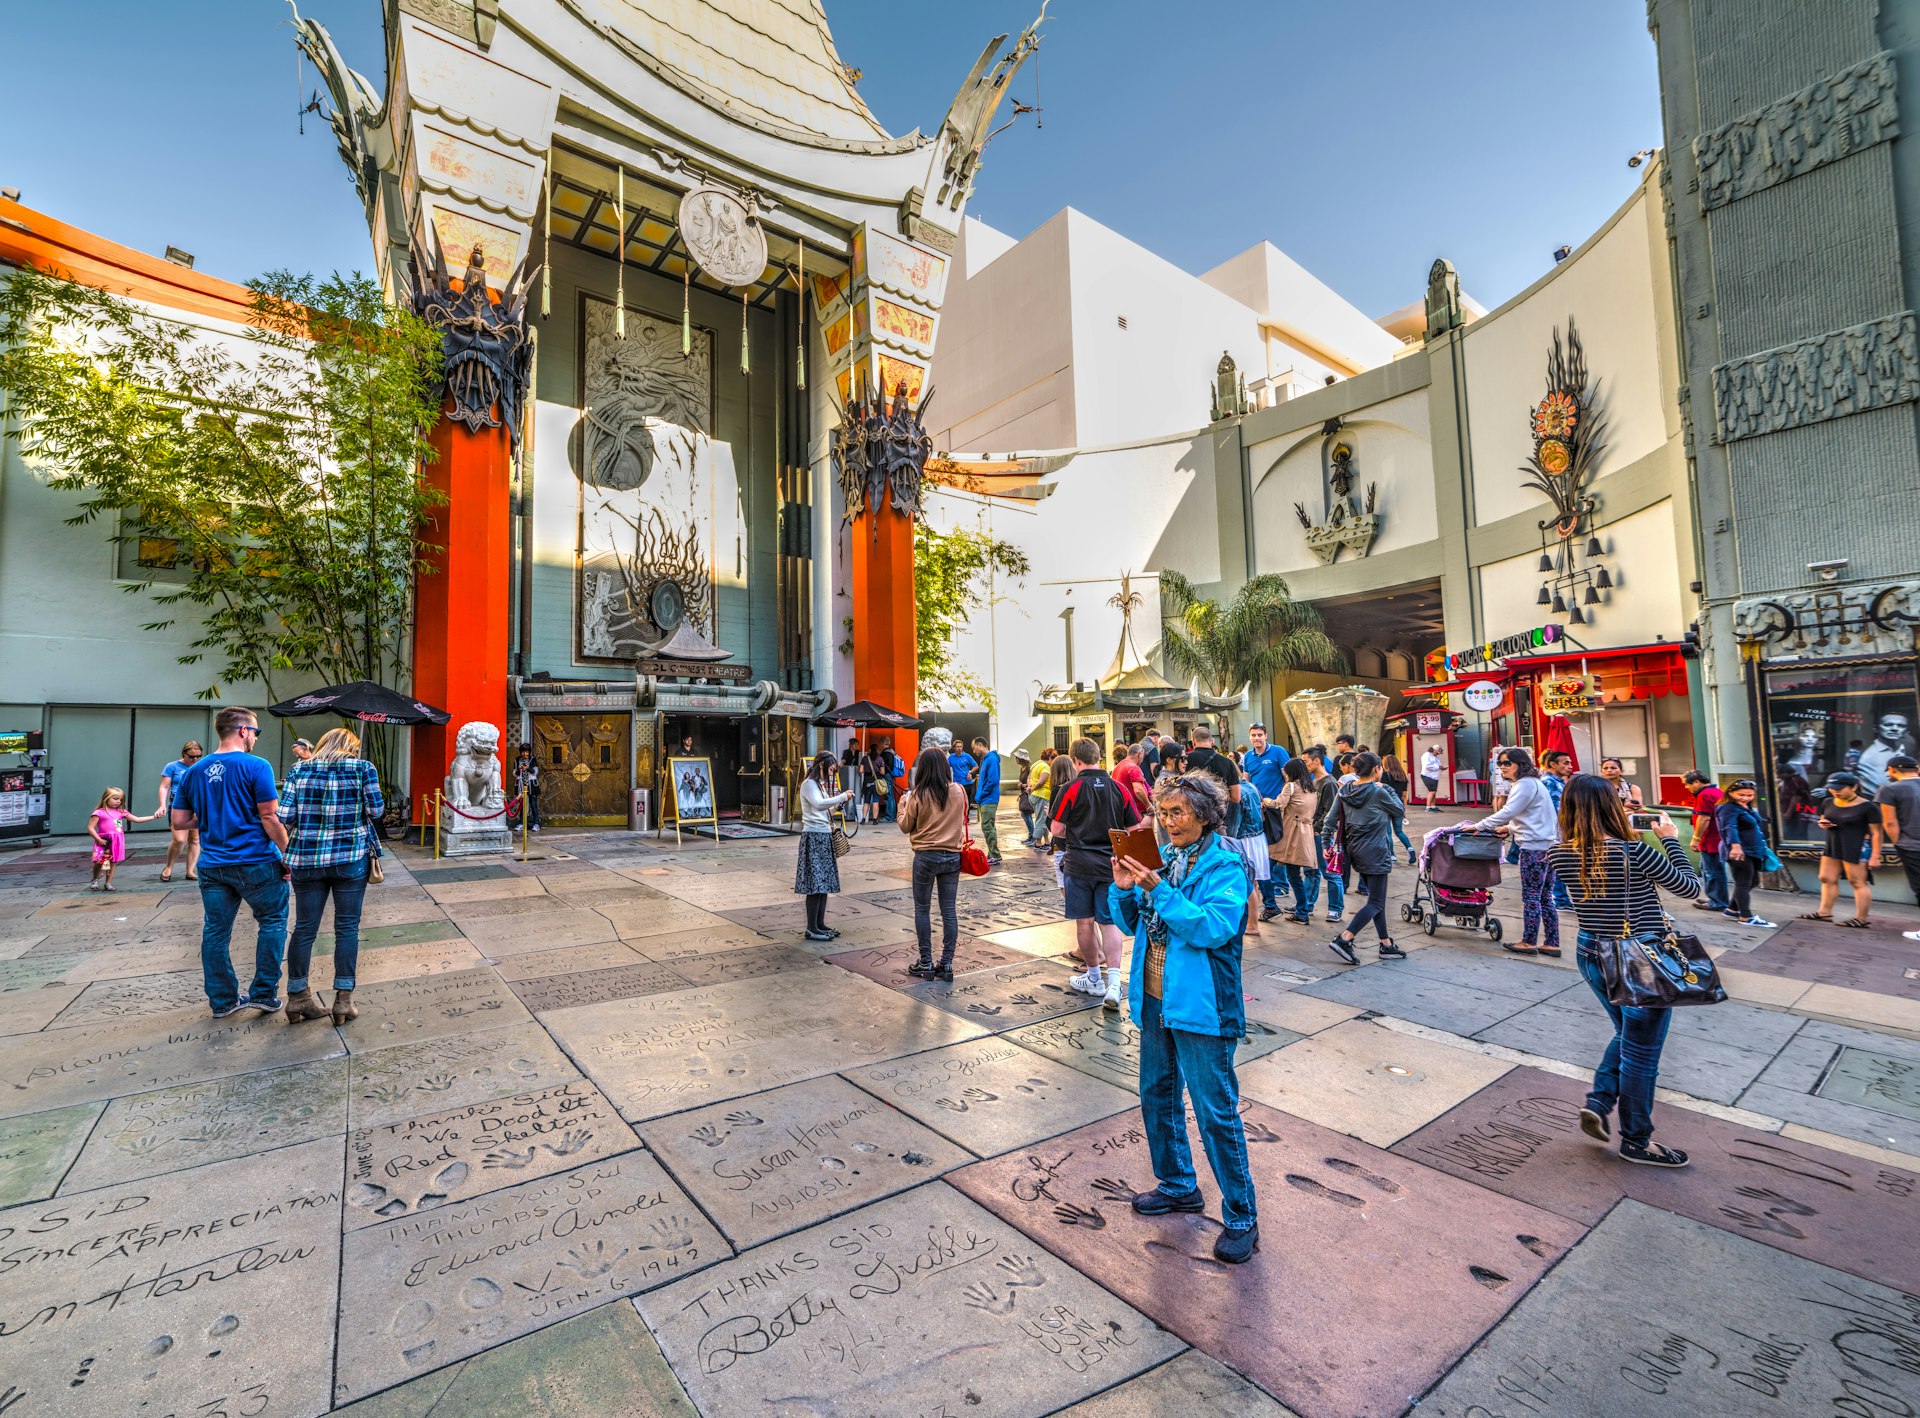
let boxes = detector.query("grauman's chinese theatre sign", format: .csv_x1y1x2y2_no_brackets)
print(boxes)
1733,582,1920,662
1444,625,1566,674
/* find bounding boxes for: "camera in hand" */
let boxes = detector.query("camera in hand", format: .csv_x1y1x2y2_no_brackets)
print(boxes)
1629,812,1661,831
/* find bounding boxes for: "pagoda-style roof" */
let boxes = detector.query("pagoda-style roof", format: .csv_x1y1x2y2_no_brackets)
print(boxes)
570,0,913,152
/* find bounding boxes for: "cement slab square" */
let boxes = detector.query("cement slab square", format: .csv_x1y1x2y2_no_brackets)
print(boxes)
0,953,82,991
542,969,987,1123
0,980,87,1034
1475,1000,1778,1105
904,957,1102,1031
455,907,621,956
63,1056,349,1192
329,1299,697,1417
715,895,892,933
347,1077,639,1230
1817,1044,1920,1120
348,1022,582,1130
1419,1200,1920,1417
0,1006,347,1118
1296,966,1537,1035
1003,1010,1298,1092
844,1036,1135,1157
0,1136,343,1418
640,1075,970,1247
508,960,694,1014
335,1150,726,1403
629,924,782,961
1741,1028,1920,1155
1728,915,1920,997
826,935,1030,989
1389,941,1576,999
491,941,652,981
1797,981,1920,1034
594,900,745,942
313,919,467,953
1236,1019,1513,1146
353,938,493,982
46,969,235,1029
664,943,824,988
338,968,532,1053
1392,1065,1920,1294
948,1100,1582,1418
1052,1350,1299,1416
422,875,553,905
637,1182,1181,1416
981,920,1087,958
0,1101,100,1205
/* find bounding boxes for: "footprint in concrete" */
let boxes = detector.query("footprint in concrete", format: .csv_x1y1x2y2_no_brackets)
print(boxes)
1516,1234,1554,1257
461,1278,502,1310
208,1315,240,1339
417,1160,468,1205
820,1155,847,1171
145,1336,174,1359
1322,1157,1403,1194
1145,1238,1229,1272
1285,1173,1365,1209
391,1300,435,1336
349,1181,399,1212
902,1151,934,1166
1470,1265,1512,1290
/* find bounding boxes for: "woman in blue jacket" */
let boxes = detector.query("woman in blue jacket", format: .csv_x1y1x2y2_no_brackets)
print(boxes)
1110,771,1260,1264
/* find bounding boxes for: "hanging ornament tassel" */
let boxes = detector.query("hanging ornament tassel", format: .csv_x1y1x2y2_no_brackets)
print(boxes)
614,168,626,339
540,162,551,319
796,237,807,391
681,263,692,358
740,289,750,375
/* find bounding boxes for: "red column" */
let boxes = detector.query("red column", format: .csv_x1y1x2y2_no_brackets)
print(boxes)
410,416,511,823
850,508,919,763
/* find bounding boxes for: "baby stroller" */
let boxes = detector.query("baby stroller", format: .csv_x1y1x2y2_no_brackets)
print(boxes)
1404,829,1504,941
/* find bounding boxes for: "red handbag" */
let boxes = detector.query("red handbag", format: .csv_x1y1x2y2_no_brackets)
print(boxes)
960,834,992,876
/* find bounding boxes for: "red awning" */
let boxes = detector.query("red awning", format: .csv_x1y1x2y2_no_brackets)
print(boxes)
1499,642,1684,670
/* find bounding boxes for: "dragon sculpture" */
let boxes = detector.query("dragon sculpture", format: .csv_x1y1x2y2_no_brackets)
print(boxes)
833,382,935,535
410,242,536,458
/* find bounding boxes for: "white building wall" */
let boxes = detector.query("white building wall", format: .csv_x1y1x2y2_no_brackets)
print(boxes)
1247,389,1439,578
1478,499,1687,648
1462,185,1670,526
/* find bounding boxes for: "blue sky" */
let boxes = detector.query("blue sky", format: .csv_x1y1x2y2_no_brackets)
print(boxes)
1,1,1661,318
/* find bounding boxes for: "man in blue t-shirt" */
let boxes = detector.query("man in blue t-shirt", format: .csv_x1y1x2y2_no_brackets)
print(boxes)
971,736,1003,864
172,706,291,1017
947,742,979,821
1243,722,1291,919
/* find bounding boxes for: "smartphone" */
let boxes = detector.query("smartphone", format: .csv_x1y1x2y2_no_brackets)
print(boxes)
1629,812,1661,831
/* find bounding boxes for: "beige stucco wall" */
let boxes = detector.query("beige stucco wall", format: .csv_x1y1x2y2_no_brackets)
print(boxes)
1477,498,1688,647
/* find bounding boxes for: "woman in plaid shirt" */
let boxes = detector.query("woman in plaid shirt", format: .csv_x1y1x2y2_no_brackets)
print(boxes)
280,726,385,1025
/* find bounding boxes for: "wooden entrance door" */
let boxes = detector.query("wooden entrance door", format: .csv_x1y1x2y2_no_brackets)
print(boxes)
532,713,630,825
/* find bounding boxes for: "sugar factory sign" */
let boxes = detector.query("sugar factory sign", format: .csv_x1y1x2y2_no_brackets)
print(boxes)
1445,624,1564,674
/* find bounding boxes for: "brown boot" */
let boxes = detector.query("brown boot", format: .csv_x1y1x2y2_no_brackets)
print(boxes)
284,988,329,1023
330,989,357,1025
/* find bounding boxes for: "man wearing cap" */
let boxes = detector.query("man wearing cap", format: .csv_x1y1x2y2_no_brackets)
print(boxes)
1242,724,1291,921
1876,754,1920,938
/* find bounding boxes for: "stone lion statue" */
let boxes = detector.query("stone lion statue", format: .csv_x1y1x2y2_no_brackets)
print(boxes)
444,720,505,813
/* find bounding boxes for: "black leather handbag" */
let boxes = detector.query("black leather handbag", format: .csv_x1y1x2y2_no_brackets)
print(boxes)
1599,848,1727,1008
1450,831,1504,861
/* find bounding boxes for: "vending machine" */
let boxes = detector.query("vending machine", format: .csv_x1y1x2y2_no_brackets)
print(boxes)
0,730,50,849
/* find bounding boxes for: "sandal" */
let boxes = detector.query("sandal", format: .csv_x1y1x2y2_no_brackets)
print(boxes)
159,868,173,883
1798,912,1832,921
1840,917,1871,928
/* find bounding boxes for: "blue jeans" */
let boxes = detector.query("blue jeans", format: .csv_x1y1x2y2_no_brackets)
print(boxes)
1697,851,1729,911
1257,867,1291,912
1019,804,1038,842
912,850,961,965
1312,838,1345,916
1389,816,1414,858
1576,932,1673,1147
1137,992,1257,1230
1281,863,1317,920
287,857,370,992
198,861,290,1010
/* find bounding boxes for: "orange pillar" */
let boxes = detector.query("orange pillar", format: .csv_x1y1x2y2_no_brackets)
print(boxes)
850,508,920,763
410,415,512,823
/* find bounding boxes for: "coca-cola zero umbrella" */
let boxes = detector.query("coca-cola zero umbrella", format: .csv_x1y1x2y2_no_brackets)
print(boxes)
267,681,451,726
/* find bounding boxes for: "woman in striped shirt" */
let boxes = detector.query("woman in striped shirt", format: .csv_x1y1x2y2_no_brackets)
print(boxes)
1545,774,1702,1170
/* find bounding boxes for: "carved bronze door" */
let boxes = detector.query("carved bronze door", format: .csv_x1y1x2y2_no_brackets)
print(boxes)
532,713,630,825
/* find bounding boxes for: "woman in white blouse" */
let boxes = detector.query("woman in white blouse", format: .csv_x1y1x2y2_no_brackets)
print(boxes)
795,751,857,941
1468,748,1563,955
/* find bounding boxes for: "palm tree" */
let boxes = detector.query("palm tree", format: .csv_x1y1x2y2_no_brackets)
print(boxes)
1157,571,1346,734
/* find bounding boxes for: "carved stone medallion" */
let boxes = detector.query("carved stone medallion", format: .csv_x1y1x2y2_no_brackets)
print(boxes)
677,183,767,287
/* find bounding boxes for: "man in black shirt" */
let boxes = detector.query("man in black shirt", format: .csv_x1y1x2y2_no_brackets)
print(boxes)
1184,724,1241,804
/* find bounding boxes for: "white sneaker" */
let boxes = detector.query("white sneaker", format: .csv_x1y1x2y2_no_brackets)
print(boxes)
1905,930,1920,942
1070,968,1106,995
1743,916,1778,928
1103,974,1125,1010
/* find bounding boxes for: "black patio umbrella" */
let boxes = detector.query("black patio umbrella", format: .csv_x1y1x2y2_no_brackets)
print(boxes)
267,681,451,726
810,699,925,730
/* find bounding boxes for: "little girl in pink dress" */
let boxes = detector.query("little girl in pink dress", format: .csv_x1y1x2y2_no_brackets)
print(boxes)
88,787,156,892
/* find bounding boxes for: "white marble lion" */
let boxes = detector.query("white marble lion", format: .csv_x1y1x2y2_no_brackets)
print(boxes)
444,720,506,814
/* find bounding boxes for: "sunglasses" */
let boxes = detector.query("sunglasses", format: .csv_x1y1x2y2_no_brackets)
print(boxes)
238,724,261,737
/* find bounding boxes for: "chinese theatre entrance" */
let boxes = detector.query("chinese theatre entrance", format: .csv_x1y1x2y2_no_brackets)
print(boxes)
532,713,631,826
